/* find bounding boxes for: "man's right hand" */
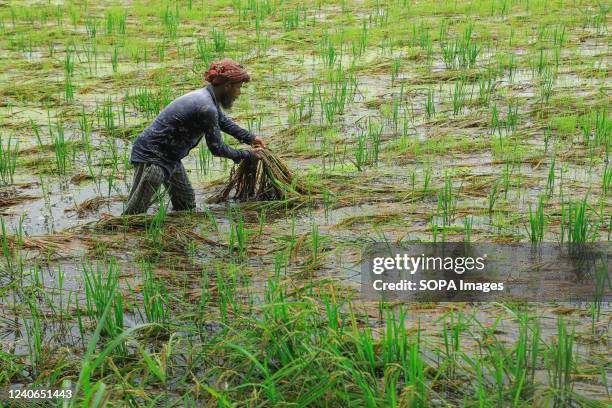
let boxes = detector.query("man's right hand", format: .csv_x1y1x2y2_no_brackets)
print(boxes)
251,147,264,160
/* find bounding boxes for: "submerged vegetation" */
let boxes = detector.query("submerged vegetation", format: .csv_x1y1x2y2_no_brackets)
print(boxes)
0,0,609,406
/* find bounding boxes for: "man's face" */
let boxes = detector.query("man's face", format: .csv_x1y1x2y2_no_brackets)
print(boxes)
219,81,243,109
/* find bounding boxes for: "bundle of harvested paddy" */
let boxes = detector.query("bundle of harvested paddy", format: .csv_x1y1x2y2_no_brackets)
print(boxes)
208,149,313,204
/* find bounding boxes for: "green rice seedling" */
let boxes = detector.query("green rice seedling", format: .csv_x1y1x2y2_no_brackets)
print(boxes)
562,195,596,244
282,6,302,31
603,164,611,195
478,70,495,106
442,310,462,380
83,42,98,74
546,157,556,198
391,56,401,86
437,174,457,226
311,221,319,265
505,99,519,134
106,162,116,197
353,131,366,170
146,192,168,246
594,108,610,161
85,17,98,38
552,24,566,47
539,66,555,105
257,208,266,237
425,88,435,118
234,210,248,259
24,299,43,375
534,48,548,77
79,106,92,146
460,23,481,68
103,96,115,133
195,37,212,68
547,317,575,407
488,179,500,213
211,27,227,53
196,142,212,176
430,219,440,243
1,218,13,272
105,9,114,34
490,103,499,135
65,78,74,102
463,216,473,242
0,133,19,186
82,258,124,340
440,38,457,69
30,119,43,147
590,258,607,334
64,51,74,76
501,161,512,199
527,195,546,242
117,10,126,35
351,21,368,58
440,22,481,69
111,45,119,73
14,212,25,248
368,117,383,165
544,125,552,153
52,117,69,175
319,32,339,68
452,76,467,115
140,261,168,324
422,165,432,193
161,6,178,39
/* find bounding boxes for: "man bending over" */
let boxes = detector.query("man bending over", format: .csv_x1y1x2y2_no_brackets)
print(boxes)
123,58,265,215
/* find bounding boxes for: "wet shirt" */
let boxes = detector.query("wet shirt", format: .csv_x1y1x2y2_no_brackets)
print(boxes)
130,84,255,179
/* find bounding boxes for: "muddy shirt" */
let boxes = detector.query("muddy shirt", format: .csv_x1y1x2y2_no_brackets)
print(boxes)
130,84,255,179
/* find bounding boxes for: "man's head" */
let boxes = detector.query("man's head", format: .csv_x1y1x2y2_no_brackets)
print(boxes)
204,59,250,110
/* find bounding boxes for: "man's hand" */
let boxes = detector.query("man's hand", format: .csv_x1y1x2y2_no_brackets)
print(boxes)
251,136,266,148
251,147,264,160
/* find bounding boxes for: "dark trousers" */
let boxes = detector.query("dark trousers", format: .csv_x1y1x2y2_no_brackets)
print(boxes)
122,162,195,215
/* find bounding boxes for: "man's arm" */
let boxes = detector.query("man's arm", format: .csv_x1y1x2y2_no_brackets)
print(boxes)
203,107,252,163
218,109,256,145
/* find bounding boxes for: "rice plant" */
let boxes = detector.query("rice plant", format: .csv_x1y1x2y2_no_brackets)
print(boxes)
82,258,125,340
311,221,319,265
211,27,227,52
0,133,19,185
603,164,611,195
52,116,69,175
437,173,457,226
527,195,546,242
425,87,435,118
451,76,467,115
561,195,596,244
140,261,168,324
547,318,576,407
111,45,119,73
440,22,481,69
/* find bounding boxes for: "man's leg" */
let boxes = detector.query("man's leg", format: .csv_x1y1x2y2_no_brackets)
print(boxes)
122,163,166,215
165,162,196,211
127,163,145,202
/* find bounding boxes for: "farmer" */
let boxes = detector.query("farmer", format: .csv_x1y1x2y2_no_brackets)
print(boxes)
123,58,265,215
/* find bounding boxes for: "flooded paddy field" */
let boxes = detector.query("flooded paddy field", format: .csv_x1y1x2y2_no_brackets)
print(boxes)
0,0,610,406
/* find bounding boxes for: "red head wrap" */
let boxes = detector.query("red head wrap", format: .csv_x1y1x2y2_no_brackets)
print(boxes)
204,59,250,85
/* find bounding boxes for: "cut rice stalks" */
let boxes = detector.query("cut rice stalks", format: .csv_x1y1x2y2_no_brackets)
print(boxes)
208,149,317,207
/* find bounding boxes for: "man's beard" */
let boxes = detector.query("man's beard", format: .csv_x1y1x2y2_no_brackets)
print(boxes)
219,93,236,109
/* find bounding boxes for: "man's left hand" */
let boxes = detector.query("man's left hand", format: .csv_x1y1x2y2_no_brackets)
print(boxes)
252,136,266,148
